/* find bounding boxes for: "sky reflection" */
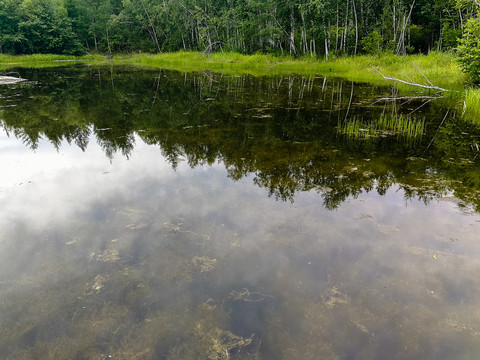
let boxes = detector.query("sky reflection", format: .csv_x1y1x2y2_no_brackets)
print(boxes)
1,128,480,359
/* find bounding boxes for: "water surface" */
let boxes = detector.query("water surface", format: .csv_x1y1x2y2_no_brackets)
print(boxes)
1,66,480,359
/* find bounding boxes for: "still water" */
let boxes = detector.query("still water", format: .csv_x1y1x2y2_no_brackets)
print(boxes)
1,66,480,359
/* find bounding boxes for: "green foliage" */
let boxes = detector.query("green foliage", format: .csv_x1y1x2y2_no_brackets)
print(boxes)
12,0,82,54
0,0,24,54
361,30,382,55
457,17,480,83
441,23,462,50
0,0,472,57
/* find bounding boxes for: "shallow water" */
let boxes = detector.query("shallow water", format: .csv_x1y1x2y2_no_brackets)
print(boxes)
1,66,480,359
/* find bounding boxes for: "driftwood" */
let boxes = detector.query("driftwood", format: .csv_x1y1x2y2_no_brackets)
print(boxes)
0,75,27,85
372,67,448,92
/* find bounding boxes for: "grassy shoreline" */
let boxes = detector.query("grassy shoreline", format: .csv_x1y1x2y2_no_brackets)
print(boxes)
2,51,477,122
121,51,465,89
1,51,464,86
0,54,104,67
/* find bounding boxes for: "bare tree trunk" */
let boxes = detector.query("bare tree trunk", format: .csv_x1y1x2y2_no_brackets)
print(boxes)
93,32,98,52
236,28,241,51
396,0,415,56
140,0,162,53
207,32,212,53
105,25,111,54
343,0,349,53
290,10,297,55
303,30,308,54
325,36,329,61
352,0,358,55
301,12,307,54
396,15,405,55
393,0,397,44
191,25,195,47
437,19,442,51
196,20,201,47
335,4,339,52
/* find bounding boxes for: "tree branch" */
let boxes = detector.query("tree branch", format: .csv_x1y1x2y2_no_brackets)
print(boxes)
372,67,448,92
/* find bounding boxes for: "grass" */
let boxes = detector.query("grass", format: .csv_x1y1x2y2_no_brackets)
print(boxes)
114,51,319,75
338,114,426,141
330,51,464,90
1,51,470,119
1,51,462,87
0,53,105,70
111,51,464,90
463,87,480,125
0,50,466,92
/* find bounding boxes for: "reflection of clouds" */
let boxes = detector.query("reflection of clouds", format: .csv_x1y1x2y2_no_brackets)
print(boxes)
2,126,480,268
0,132,177,228
2,129,480,358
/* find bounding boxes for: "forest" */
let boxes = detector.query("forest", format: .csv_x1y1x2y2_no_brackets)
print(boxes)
0,0,478,58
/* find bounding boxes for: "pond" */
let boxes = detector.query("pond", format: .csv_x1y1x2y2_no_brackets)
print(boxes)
1,65,480,359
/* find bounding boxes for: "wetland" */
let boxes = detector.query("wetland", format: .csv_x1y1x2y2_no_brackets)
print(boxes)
1,65,480,359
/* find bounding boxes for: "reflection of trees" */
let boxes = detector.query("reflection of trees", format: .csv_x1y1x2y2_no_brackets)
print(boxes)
1,66,479,211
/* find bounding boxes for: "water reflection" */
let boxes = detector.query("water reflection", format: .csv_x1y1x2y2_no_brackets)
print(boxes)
1,66,479,211
1,67,480,359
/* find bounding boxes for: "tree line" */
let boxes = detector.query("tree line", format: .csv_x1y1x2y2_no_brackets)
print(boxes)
0,0,478,57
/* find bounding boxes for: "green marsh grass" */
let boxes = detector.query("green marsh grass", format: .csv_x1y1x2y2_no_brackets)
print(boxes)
0,54,104,70
463,87,480,125
338,114,426,142
1,51,465,91
117,51,464,90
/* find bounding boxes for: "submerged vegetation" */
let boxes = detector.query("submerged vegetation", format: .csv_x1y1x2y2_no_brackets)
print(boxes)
4,196,479,359
338,114,425,141
2,62,480,359
1,2,480,358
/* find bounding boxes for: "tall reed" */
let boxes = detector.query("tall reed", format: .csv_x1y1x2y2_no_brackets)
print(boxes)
463,87,480,125
338,114,425,141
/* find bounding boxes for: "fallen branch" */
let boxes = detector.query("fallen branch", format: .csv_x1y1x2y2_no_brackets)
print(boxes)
370,95,442,105
0,76,27,85
372,67,448,92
